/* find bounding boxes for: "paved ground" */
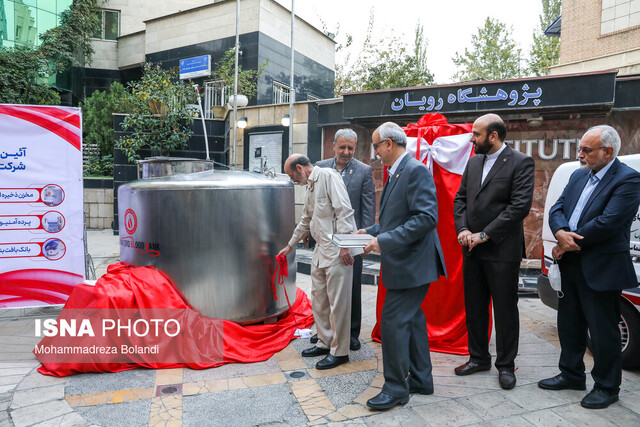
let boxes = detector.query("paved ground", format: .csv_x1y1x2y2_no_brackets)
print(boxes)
1,230,639,426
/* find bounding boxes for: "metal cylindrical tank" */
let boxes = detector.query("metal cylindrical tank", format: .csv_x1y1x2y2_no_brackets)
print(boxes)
118,165,296,324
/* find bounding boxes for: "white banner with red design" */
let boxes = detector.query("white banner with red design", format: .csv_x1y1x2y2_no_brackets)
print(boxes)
0,105,84,308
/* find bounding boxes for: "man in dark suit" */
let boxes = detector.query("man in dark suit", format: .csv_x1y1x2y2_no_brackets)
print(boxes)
359,122,446,410
538,125,640,409
315,128,375,351
453,113,535,390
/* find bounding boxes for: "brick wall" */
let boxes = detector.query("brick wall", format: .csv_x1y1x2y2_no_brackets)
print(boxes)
559,0,640,64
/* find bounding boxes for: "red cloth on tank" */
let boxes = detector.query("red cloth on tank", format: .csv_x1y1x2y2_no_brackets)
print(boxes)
36,262,313,377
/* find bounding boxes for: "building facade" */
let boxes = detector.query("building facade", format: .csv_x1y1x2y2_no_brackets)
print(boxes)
549,0,640,75
62,0,335,108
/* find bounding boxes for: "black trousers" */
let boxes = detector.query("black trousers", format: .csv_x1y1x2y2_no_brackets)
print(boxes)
558,252,622,392
381,283,433,398
350,254,363,339
463,255,520,369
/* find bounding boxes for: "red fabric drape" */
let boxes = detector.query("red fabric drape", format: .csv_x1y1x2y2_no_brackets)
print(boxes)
371,113,474,355
36,262,313,377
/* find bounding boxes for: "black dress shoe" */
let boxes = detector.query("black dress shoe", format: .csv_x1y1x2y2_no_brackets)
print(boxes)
581,388,619,409
301,346,329,357
498,369,516,390
310,334,318,344
454,361,491,376
366,392,410,410
538,374,586,391
316,354,349,370
350,337,361,351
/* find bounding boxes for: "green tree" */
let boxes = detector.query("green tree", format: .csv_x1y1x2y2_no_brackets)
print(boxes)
452,17,522,82
212,46,268,101
116,62,198,163
81,82,134,175
528,0,561,76
332,11,434,95
0,0,100,104
0,47,60,105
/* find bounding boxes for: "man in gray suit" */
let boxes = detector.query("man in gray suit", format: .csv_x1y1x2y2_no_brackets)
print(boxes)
359,122,446,410
453,113,535,390
315,128,375,351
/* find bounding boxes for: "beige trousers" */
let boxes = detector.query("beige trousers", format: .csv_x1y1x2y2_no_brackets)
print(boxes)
311,261,353,357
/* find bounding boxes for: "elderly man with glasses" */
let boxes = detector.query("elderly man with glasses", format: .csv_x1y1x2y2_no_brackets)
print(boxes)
538,125,640,409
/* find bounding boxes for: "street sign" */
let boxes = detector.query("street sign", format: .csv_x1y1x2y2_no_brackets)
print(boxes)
179,55,211,80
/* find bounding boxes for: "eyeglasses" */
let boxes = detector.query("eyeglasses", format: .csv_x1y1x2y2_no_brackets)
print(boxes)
578,146,606,154
372,138,388,150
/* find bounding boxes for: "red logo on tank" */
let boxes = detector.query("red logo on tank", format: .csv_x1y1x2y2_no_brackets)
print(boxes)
124,209,137,235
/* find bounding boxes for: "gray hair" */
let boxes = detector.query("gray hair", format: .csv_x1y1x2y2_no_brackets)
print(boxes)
334,128,357,143
378,122,407,147
588,125,621,157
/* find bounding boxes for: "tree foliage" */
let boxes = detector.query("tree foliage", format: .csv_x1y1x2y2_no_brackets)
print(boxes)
212,46,268,100
528,0,561,76
0,47,60,105
0,0,100,104
452,17,522,82
116,63,198,163
332,11,434,95
81,82,135,175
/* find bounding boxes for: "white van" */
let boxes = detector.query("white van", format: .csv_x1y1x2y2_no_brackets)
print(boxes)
537,154,640,369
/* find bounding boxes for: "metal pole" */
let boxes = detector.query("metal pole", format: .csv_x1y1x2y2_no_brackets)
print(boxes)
232,0,240,166
193,85,210,161
288,0,295,157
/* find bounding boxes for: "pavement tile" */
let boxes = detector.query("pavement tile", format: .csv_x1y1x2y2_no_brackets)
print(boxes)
316,370,376,409
550,403,616,426
308,359,377,378
66,392,112,407
353,385,381,406
242,371,287,387
75,399,150,427
0,375,22,387
274,342,307,371
503,383,571,411
10,399,73,427
290,378,335,421
0,392,10,411
412,398,483,426
476,414,535,426
148,395,182,425
459,390,526,420
619,390,640,415
335,403,372,419
16,371,65,392
364,406,425,426
0,367,32,377
182,357,281,382
64,369,155,395
111,387,155,403
32,411,92,426
11,383,65,409
182,384,307,426
521,408,575,426
592,403,640,425
154,368,183,386
0,410,9,424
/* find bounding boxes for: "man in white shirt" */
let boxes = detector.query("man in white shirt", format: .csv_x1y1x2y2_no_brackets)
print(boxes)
278,154,356,370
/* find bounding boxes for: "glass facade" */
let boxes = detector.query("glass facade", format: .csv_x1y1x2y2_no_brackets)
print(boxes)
0,0,72,48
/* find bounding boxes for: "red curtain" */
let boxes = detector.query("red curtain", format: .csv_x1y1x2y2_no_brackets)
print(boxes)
371,113,476,355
